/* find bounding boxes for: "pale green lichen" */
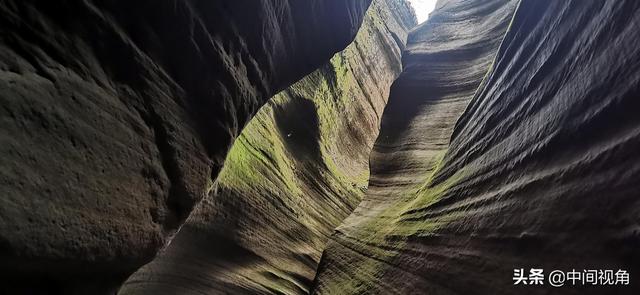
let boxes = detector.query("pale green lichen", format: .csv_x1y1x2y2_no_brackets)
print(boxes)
209,1,414,293
218,103,303,197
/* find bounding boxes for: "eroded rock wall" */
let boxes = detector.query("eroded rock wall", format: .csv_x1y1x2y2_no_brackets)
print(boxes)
313,0,517,292
120,1,416,294
313,0,640,294
0,0,371,293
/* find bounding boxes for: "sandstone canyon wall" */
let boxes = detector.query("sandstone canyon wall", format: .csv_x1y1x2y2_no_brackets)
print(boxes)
120,1,416,293
0,0,371,293
3,0,640,294
313,0,640,294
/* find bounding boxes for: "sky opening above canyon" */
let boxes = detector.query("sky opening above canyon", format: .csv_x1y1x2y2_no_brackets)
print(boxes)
408,0,438,23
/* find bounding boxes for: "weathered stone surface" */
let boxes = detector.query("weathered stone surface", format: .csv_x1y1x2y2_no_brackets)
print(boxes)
120,1,415,294
0,0,371,293
313,0,640,294
312,0,514,292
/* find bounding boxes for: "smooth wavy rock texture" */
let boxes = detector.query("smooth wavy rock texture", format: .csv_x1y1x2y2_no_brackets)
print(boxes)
313,0,640,294
120,1,416,294
0,0,371,293
312,0,516,292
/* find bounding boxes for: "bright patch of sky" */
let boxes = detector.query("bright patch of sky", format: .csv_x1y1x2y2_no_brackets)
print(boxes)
407,0,438,23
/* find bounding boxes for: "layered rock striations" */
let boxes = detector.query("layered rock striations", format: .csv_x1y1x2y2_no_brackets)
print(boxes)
120,0,416,293
314,0,640,294
0,0,371,293
5,0,640,293
312,0,516,292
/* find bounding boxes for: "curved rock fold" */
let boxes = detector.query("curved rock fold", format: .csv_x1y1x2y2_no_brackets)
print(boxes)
313,0,640,294
120,1,416,293
0,0,371,293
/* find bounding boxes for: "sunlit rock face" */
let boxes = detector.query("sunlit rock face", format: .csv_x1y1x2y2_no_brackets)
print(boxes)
313,0,640,294
0,0,371,293
312,0,517,292
120,1,416,294
4,0,640,293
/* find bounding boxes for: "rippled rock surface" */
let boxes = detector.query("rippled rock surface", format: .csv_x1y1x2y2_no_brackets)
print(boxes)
313,0,640,293
0,1,370,293
120,1,415,293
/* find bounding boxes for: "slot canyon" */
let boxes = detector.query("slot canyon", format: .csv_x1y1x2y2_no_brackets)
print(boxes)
0,0,638,294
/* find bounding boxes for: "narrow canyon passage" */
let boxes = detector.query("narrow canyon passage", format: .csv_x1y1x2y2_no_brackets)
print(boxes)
315,0,640,294
313,0,518,292
119,1,416,294
0,0,374,293
1,0,640,294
